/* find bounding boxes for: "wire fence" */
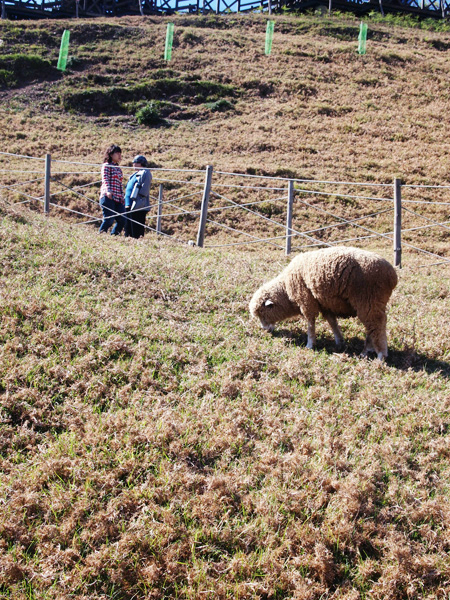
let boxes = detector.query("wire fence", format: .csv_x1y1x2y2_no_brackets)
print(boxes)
1,150,450,269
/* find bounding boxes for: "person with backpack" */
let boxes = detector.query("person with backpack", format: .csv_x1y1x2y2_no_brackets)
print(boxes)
124,155,152,239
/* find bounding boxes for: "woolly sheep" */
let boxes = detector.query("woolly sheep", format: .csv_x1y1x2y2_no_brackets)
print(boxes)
249,246,398,360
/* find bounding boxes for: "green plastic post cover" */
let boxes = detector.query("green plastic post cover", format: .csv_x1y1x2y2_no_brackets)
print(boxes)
358,22,368,55
165,23,174,61
265,20,274,56
57,30,70,72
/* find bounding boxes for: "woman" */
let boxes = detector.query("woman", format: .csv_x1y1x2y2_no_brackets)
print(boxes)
124,154,152,239
98,144,125,235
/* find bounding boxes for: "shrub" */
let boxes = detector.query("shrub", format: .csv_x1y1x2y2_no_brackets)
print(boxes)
204,99,234,112
136,102,163,126
0,54,53,84
0,69,16,88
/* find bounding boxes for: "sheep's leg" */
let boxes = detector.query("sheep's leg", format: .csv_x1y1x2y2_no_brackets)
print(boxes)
323,313,344,347
361,335,374,357
306,318,316,349
291,290,319,350
358,309,388,360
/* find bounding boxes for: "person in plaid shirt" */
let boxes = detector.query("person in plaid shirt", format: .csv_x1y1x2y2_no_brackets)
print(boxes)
99,144,125,235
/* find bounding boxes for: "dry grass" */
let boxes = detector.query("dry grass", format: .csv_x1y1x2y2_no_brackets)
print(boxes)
1,199,450,599
1,12,450,600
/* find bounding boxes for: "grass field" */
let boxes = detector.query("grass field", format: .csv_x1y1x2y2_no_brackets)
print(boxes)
1,10,450,600
1,201,450,599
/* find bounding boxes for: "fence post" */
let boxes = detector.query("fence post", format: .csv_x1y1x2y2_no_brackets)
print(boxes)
393,178,402,268
156,183,163,235
196,165,213,248
286,180,294,255
44,153,51,215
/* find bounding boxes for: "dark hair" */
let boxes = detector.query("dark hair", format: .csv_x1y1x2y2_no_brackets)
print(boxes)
103,144,122,164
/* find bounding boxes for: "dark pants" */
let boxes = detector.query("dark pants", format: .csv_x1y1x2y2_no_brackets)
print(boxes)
125,208,147,239
99,196,125,235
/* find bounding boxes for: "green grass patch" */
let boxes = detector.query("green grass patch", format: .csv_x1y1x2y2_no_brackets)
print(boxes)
61,78,237,116
0,53,54,85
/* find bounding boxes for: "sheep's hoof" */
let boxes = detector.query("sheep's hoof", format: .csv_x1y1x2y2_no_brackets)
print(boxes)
360,350,386,362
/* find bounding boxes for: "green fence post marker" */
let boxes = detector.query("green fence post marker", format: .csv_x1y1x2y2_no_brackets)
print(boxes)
358,22,368,55
164,23,174,61
265,20,274,56
57,30,70,71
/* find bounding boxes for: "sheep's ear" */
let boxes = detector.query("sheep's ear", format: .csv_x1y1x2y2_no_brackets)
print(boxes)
265,299,274,307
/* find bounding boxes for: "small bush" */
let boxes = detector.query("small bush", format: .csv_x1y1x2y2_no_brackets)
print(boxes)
136,102,163,126
65,56,83,70
0,54,52,78
0,69,16,88
204,99,234,112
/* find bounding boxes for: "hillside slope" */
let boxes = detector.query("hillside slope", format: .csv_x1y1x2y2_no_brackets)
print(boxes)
1,13,450,184
1,201,450,599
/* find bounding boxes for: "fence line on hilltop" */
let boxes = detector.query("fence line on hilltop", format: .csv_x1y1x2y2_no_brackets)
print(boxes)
1,150,450,270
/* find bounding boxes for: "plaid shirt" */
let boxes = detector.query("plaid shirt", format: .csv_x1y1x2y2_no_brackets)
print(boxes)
100,163,124,204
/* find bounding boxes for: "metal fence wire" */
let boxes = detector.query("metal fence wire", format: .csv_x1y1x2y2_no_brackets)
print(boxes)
1,151,450,269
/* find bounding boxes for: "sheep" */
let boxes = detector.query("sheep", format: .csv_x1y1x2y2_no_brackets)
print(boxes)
249,246,398,360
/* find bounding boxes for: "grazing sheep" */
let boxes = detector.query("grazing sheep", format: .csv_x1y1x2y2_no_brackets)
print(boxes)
249,246,398,359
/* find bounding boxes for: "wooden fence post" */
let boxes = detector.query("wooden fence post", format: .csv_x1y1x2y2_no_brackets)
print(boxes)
44,153,51,215
196,165,213,248
393,177,402,268
156,183,163,235
286,180,294,255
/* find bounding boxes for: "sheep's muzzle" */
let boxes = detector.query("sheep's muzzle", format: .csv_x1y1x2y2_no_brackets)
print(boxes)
260,320,274,333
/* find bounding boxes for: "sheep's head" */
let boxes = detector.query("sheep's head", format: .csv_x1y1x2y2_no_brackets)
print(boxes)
249,280,298,332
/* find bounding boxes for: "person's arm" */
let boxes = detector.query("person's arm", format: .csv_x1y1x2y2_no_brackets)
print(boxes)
102,164,114,199
124,174,135,209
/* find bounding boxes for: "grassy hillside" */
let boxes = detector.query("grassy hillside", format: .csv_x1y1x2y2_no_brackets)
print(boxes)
1,13,450,184
1,11,450,600
1,198,450,599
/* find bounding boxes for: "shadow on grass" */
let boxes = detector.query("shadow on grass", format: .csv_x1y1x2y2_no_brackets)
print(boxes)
273,329,450,377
